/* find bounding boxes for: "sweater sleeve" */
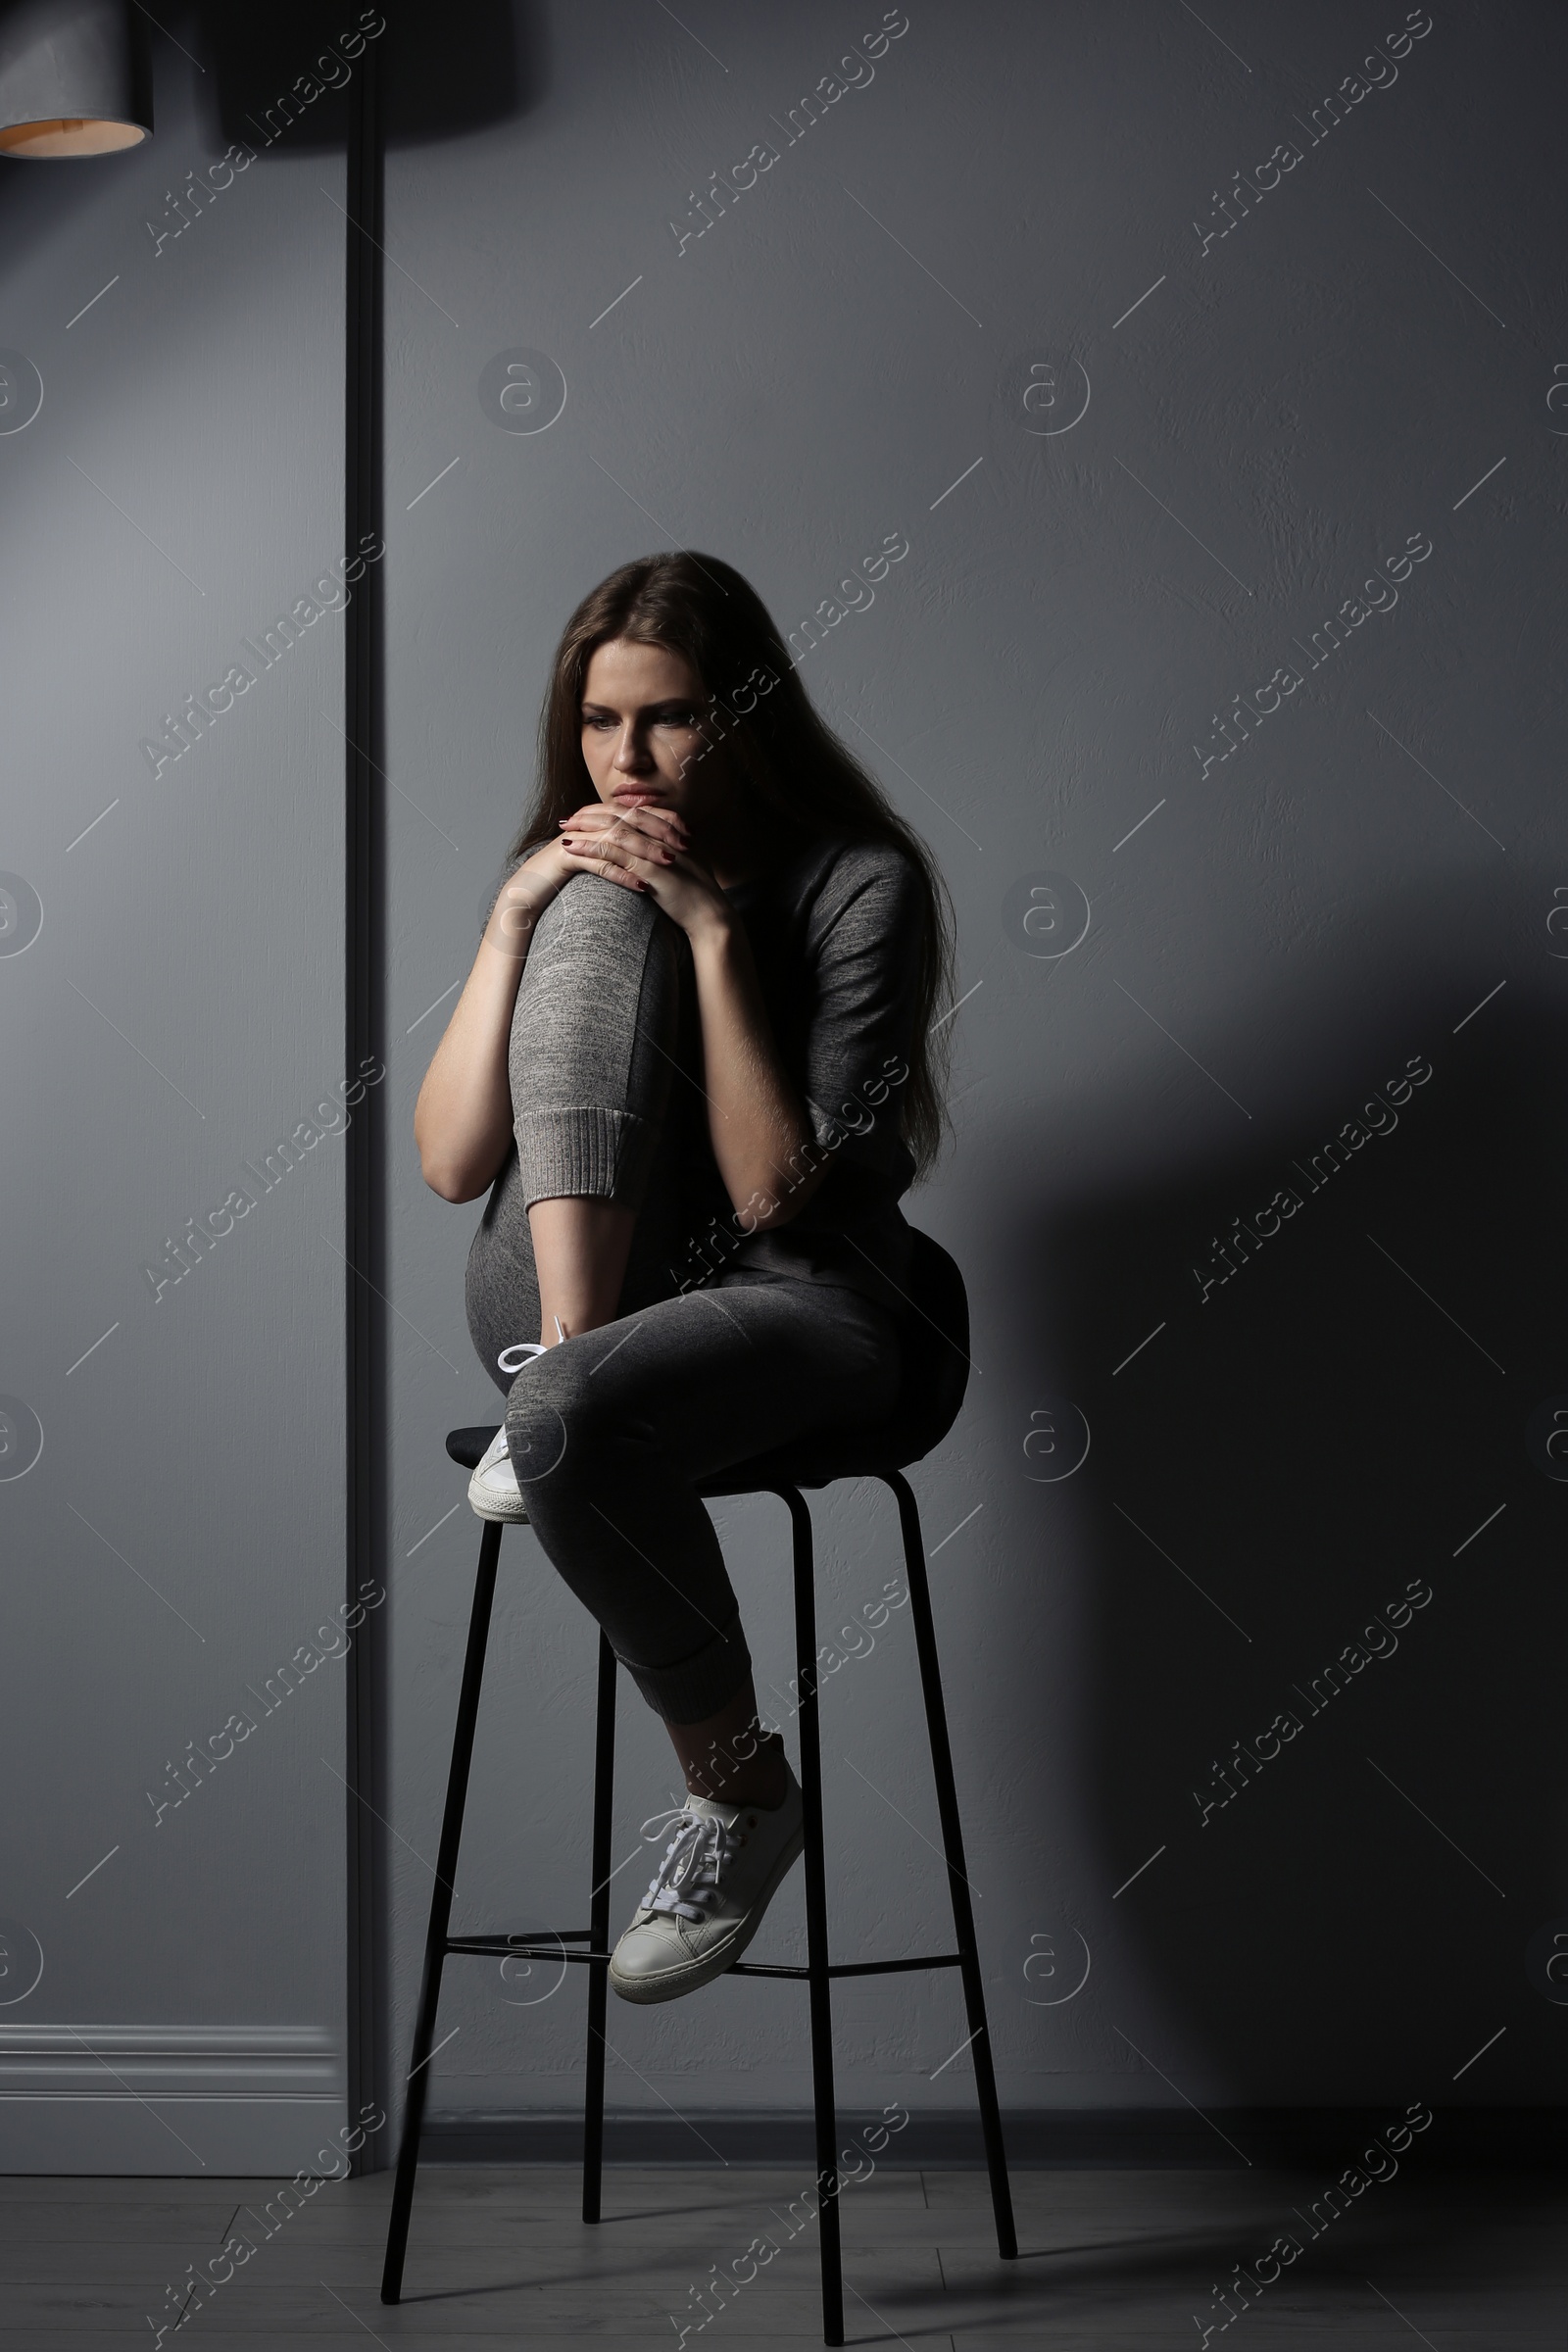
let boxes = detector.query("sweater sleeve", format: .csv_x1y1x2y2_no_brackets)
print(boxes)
796,844,924,1188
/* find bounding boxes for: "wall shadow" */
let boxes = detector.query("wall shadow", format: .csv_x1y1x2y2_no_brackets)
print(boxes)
995,873,1568,2102
199,0,535,150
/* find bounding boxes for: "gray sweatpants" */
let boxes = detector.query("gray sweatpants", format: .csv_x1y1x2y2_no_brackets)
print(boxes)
465,874,902,1723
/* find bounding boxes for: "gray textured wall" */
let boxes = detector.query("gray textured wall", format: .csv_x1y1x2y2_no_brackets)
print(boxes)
380,0,1568,2139
0,26,355,2170
3,0,1564,2182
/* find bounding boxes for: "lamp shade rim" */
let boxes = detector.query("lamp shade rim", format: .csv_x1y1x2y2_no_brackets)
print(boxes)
0,115,148,156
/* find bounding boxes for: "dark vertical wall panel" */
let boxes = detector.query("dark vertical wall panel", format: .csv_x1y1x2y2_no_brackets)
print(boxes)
343,31,387,2173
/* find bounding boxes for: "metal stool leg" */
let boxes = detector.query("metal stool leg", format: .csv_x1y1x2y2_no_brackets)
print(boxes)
581,1629,617,2223
886,1473,1018,2261
780,1485,844,2347
380,1518,504,2303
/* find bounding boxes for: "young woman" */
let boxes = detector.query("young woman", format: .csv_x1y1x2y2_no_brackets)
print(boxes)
414,552,955,2004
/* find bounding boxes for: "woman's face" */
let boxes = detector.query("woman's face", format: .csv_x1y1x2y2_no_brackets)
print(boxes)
579,637,728,830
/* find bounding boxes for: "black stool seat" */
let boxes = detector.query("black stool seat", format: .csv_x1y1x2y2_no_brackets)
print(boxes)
445,1425,501,1469
382,1230,1015,2347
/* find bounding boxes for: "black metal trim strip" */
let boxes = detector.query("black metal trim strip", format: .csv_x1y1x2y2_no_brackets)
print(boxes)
416,2106,1568,2171
344,32,386,2178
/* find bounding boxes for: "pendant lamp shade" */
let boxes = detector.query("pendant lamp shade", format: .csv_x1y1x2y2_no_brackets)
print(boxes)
0,0,151,157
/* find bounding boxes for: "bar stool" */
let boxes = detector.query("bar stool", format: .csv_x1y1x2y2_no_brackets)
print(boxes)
379,1229,1016,2346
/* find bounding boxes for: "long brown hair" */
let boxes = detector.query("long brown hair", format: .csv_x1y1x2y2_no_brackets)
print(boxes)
509,552,957,1178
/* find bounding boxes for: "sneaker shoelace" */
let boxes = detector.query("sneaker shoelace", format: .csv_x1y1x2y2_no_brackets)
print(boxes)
637,1804,746,1925
486,1345,555,1467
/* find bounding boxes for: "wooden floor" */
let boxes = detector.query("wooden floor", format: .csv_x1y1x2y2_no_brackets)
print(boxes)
0,2160,1560,2345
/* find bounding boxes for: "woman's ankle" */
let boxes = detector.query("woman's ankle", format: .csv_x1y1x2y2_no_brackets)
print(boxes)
685,1728,789,1809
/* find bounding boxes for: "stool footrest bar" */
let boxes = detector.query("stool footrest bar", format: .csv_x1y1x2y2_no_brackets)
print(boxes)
442,1938,966,1977
731,1953,963,1980
446,1936,602,1961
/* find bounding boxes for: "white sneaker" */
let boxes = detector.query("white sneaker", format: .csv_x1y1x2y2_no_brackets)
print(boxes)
609,1770,806,2004
467,1341,549,1521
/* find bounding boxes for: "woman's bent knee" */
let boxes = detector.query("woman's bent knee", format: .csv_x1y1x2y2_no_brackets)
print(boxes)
528,869,663,970
504,1350,637,1493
